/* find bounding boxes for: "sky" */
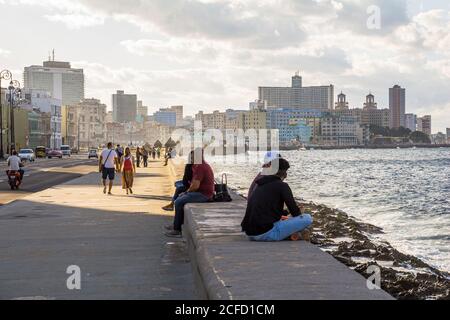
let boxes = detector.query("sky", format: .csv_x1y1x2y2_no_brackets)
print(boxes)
0,0,449,133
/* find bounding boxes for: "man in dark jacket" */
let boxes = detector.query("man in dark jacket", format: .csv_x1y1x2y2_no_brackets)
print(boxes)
241,158,312,241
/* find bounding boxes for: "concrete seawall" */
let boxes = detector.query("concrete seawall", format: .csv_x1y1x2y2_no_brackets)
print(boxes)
170,160,394,300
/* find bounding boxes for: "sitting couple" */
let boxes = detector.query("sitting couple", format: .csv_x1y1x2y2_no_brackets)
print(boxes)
163,149,214,238
241,152,313,241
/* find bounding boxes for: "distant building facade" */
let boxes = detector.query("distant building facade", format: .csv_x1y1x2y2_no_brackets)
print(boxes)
112,90,137,123
417,115,431,135
258,74,334,110
389,85,406,128
404,113,417,132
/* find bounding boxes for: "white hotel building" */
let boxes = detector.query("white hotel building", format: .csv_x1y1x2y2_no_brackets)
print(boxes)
24,59,84,107
258,74,334,110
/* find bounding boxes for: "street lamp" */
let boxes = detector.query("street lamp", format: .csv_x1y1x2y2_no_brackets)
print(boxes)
8,79,21,153
0,69,12,159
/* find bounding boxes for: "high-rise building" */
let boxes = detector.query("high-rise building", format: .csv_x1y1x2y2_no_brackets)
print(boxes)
404,113,417,132
169,106,184,127
112,90,137,123
335,92,349,110
446,128,450,143
258,73,334,110
389,85,406,128
24,58,84,107
417,115,431,135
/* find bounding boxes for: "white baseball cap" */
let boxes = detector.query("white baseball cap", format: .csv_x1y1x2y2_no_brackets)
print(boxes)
263,151,281,165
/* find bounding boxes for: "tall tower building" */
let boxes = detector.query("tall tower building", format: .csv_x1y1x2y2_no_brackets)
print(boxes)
24,55,84,106
335,92,349,110
389,85,406,128
112,90,137,123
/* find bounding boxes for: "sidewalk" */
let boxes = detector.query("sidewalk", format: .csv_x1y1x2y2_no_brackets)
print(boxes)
0,160,195,300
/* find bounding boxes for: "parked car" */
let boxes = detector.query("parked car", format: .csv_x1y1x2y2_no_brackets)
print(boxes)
88,149,98,159
47,149,63,159
18,149,36,162
61,145,71,157
35,146,47,158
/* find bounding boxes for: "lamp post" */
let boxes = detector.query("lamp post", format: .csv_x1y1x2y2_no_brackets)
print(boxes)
8,79,21,153
0,69,12,159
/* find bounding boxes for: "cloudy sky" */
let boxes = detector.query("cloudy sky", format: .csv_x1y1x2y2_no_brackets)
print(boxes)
0,0,449,132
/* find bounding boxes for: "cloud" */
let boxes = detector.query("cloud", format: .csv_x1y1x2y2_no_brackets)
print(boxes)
44,13,105,29
0,48,10,57
3,0,450,131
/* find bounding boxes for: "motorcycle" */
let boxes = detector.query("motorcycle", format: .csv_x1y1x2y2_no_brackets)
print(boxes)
6,170,21,190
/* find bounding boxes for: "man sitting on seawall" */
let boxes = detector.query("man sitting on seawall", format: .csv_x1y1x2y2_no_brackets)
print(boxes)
165,148,215,238
162,151,194,211
241,158,313,241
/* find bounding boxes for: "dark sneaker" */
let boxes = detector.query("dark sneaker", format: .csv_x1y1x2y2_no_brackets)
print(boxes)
162,203,174,211
165,230,182,238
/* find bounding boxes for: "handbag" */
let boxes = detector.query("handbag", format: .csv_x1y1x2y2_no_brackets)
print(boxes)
100,149,113,172
213,173,232,202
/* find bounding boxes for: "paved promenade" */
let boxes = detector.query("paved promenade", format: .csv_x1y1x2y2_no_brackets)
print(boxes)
0,160,195,300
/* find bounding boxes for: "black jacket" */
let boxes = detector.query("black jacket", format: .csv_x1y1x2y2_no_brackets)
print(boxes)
241,175,301,236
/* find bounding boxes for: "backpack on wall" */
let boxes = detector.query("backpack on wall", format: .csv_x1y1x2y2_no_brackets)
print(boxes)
213,173,232,202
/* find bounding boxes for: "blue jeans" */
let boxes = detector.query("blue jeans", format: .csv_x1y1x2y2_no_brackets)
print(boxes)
173,192,209,231
249,214,313,242
173,180,187,202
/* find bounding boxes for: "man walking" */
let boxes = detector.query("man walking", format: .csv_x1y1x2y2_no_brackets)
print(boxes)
99,142,120,195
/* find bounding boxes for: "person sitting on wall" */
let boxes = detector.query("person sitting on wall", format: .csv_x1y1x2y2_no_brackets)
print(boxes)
164,148,214,238
241,158,313,241
162,151,194,211
248,151,282,200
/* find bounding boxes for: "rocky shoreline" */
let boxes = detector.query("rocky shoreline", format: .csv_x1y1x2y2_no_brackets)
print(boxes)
299,200,450,300
233,187,449,300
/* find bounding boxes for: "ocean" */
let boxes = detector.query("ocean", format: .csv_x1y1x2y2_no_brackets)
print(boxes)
209,148,450,273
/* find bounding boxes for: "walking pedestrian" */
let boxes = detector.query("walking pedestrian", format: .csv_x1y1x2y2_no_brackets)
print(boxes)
156,147,161,159
152,148,156,160
99,142,120,195
120,147,136,195
136,147,141,168
142,148,149,168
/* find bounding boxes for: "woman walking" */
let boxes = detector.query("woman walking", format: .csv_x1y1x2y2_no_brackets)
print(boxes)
120,147,136,195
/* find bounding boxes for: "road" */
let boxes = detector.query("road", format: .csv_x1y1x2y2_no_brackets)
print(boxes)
0,155,98,205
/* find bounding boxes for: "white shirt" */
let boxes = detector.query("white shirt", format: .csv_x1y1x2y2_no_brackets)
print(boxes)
7,155,21,171
101,149,118,169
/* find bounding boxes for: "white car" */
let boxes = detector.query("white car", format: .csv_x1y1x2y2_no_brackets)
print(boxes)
18,149,36,162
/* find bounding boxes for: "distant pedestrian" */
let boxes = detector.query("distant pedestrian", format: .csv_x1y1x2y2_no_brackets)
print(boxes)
120,147,136,195
152,148,156,159
116,144,123,159
136,147,141,168
156,148,161,159
142,148,149,168
99,142,120,195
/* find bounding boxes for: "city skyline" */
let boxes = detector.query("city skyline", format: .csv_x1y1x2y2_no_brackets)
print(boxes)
1,0,450,133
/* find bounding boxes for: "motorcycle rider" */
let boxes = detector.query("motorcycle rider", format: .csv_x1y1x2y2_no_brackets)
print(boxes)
6,150,24,182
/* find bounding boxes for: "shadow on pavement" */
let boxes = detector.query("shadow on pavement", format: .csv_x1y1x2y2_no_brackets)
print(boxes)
0,199,195,300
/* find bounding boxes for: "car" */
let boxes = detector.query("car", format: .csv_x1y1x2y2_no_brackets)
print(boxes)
47,149,63,159
61,145,71,157
88,149,98,159
18,149,36,162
